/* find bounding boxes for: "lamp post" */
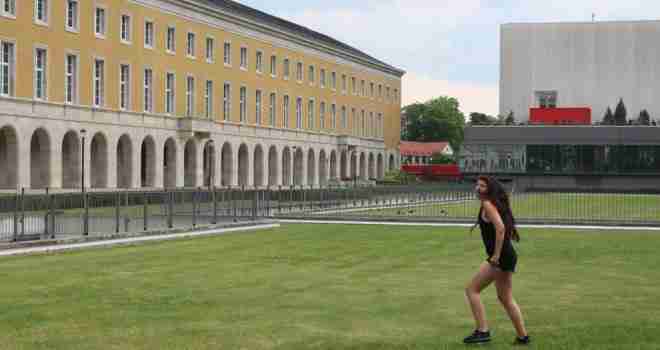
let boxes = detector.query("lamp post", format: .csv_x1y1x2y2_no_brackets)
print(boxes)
80,128,88,235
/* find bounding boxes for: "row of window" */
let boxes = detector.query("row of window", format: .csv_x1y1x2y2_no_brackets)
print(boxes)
1,0,400,104
0,41,385,138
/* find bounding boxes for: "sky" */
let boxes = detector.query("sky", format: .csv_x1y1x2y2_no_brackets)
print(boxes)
237,0,660,116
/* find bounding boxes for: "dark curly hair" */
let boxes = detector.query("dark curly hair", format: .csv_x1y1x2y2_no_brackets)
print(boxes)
473,175,520,242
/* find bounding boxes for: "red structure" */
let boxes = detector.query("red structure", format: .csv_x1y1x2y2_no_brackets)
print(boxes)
401,164,462,180
529,107,591,125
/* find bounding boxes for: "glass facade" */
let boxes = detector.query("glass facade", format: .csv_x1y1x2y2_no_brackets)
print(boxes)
460,144,660,175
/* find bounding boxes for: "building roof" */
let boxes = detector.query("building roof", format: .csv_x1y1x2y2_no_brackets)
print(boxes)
197,0,405,76
464,125,660,145
400,141,450,156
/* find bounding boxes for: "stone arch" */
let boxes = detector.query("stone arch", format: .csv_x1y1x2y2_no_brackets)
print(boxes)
282,146,291,186
359,152,366,180
184,139,197,188
329,150,337,181
163,137,177,188
238,143,249,187
268,145,278,186
203,140,216,187
0,125,19,189
61,130,80,189
116,134,133,189
319,149,327,186
140,136,156,187
90,132,108,188
307,148,316,187
377,153,384,179
293,147,304,186
254,144,264,187
389,153,395,171
221,142,233,186
30,128,51,189
368,152,375,180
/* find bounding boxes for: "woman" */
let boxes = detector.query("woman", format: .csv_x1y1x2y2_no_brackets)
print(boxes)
463,176,530,345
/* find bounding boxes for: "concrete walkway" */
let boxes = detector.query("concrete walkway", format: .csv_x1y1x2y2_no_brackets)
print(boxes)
0,223,280,257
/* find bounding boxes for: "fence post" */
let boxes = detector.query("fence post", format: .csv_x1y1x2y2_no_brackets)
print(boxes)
12,192,18,242
115,191,120,233
83,192,89,236
212,186,217,225
20,188,25,237
252,190,257,220
49,193,56,239
143,191,148,232
43,187,49,239
167,190,173,229
192,189,197,228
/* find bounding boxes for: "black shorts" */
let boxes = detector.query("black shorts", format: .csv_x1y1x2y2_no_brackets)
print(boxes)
487,252,517,273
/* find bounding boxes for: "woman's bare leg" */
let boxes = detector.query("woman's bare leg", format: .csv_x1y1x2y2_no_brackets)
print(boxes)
465,262,498,331
495,271,528,337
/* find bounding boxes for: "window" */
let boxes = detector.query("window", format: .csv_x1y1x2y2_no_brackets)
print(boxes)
269,93,276,126
2,0,15,17
283,95,290,128
205,80,213,119
119,64,130,110
308,65,315,84
270,55,277,76
351,77,356,95
66,0,78,31
283,58,290,79
307,99,315,129
341,106,347,129
240,47,247,69
341,74,346,93
320,69,326,88
144,21,154,48
536,90,558,108
386,87,390,101
121,14,132,43
394,89,399,102
319,102,325,129
370,82,374,98
165,72,175,114
369,112,374,137
35,0,49,24
361,80,365,97
378,113,383,137
239,86,247,123
95,7,106,37
295,97,302,129
255,89,262,125
65,53,77,103
186,32,195,57
255,50,263,73
331,104,337,129
223,42,231,65
206,37,214,62
34,48,47,100
351,108,357,135
378,84,382,99
143,68,153,112
166,26,175,53
331,72,337,90
185,76,194,117
223,83,231,121
296,62,303,82
93,59,105,107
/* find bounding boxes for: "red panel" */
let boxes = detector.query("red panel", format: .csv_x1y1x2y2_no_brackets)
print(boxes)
401,164,462,179
529,107,591,125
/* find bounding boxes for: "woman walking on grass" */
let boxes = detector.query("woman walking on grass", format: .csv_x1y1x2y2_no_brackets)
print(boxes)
463,175,530,345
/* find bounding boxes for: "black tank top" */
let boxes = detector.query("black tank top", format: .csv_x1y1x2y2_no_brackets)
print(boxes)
478,207,516,259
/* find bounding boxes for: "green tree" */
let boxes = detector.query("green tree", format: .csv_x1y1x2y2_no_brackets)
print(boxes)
505,111,516,125
614,98,627,125
602,107,614,125
403,96,465,151
469,112,496,125
637,109,651,125
430,152,455,164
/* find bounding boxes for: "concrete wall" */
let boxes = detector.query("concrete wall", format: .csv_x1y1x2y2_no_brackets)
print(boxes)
501,21,660,122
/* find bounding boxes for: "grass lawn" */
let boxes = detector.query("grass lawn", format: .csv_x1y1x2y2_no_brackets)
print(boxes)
357,193,660,223
0,223,659,349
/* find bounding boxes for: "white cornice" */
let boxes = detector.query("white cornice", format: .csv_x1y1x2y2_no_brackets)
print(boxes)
130,0,404,80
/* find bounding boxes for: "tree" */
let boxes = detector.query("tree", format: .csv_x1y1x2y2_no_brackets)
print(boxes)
505,111,516,125
430,152,455,164
637,109,651,126
614,98,627,125
403,96,466,151
469,112,496,125
602,107,614,125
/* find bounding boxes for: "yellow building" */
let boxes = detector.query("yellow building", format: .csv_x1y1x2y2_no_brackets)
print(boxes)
0,0,404,190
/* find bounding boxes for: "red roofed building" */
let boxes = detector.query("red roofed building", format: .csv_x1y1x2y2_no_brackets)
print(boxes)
400,141,454,164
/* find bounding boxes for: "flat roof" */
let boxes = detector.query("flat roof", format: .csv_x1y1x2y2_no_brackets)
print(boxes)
464,126,660,145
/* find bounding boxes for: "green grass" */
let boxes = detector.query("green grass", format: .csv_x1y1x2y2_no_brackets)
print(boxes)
0,223,659,349
357,193,660,223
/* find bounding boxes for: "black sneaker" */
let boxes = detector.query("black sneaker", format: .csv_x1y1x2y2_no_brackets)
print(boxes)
463,329,491,344
514,335,530,345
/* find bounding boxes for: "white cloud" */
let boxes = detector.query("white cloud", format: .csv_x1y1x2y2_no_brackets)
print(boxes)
403,73,498,116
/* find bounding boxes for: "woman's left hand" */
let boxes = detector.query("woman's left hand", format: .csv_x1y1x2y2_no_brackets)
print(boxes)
488,255,500,266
